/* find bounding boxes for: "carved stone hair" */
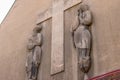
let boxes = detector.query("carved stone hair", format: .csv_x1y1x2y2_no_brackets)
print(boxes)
33,25,42,33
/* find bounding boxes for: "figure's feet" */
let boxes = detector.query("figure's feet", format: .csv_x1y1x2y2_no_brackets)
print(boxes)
83,57,91,73
79,57,91,73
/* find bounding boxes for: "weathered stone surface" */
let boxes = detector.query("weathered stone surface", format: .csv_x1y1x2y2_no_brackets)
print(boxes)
36,0,82,75
37,20,52,80
51,0,64,75
64,5,81,80
64,0,81,10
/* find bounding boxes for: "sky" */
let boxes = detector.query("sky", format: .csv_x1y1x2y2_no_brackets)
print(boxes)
0,0,15,24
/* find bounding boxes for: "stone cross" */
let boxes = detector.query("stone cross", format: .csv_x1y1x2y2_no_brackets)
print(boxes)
36,0,82,75
51,0,64,75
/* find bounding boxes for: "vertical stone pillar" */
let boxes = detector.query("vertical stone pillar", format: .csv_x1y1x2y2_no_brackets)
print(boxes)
51,0,64,75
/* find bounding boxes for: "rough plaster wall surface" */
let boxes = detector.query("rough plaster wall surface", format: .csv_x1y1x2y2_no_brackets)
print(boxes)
65,0,120,78
85,0,120,77
0,0,52,80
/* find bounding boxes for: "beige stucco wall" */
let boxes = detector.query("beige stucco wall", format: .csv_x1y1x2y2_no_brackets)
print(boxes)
0,0,120,80
86,0,120,77
0,0,52,80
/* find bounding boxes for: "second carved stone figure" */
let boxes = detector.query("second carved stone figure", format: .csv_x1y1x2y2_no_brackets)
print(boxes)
71,3,92,80
26,25,43,80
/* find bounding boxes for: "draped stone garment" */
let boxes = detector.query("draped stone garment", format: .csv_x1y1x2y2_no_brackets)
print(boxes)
73,25,91,49
26,32,42,80
73,25,91,73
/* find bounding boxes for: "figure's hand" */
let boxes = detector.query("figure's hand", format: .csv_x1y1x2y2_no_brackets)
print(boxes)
27,38,35,50
27,43,35,50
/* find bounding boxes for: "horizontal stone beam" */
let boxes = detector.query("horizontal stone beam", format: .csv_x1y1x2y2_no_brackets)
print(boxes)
36,7,52,24
36,0,81,24
64,0,82,10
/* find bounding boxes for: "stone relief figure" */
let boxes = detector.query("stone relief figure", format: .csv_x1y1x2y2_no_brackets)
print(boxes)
71,3,92,80
26,25,43,80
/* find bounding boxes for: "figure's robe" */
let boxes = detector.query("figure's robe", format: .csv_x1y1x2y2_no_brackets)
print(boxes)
26,33,42,80
73,25,91,49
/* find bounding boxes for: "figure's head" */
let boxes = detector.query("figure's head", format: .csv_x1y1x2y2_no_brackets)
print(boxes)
32,25,42,36
78,3,92,26
78,3,89,15
78,4,89,25
33,25,42,33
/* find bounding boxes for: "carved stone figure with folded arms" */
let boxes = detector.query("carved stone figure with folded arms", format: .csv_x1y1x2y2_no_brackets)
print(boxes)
26,25,43,80
71,3,92,80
